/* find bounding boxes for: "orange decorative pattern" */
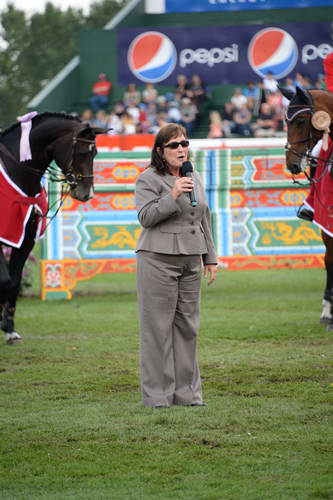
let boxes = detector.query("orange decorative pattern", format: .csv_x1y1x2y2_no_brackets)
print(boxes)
41,254,324,299
41,258,137,300
219,254,324,271
97,162,142,183
230,188,309,208
60,192,136,211
251,157,290,182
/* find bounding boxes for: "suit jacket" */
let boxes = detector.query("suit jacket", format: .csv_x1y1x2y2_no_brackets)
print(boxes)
135,166,217,265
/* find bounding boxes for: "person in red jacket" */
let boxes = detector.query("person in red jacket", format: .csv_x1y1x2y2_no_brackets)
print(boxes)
323,52,333,92
296,53,333,222
89,73,112,111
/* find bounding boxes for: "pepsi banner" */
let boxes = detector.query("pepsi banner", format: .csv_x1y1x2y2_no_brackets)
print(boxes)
165,0,333,13
118,22,332,85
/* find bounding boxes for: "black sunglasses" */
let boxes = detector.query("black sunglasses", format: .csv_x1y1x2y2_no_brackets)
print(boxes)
163,140,190,149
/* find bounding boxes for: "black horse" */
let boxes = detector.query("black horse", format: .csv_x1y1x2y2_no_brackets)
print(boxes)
0,112,106,344
280,85,333,329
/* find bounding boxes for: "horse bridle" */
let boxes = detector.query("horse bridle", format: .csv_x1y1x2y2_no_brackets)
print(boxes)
57,126,97,188
284,104,318,169
285,103,333,169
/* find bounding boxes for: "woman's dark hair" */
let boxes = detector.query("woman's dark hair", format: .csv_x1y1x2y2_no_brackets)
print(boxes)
150,123,188,175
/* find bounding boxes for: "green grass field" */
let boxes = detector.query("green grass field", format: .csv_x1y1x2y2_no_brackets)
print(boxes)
1,268,332,500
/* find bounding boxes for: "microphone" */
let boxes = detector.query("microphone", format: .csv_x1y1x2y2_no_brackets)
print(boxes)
181,161,197,207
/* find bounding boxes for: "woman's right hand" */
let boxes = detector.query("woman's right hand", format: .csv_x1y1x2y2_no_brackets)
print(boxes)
171,177,194,200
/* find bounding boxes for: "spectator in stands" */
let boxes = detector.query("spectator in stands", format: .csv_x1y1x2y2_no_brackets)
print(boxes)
294,72,309,90
138,103,148,125
253,81,267,116
314,73,326,89
230,87,248,110
266,90,284,132
262,71,278,94
80,109,93,124
150,112,169,134
142,83,158,104
180,97,198,136
231,104,252,137
167,100,182,124
303,75,312,89
280,77,295,110
221,102,235,137
190,74,208,127
89,73,112,112
135,103,151,134
120,112,136,134
126,100,141,125
207,110,224,138
113,101,126,118
107,109,123,135
284,77,295,92
189,74,207,108
91,110,109,128
251,103,276,137
243,81,260,111
175,74,192,100
146,102,159,128
123,83,141,106
156,95,169,114
267,90,283,114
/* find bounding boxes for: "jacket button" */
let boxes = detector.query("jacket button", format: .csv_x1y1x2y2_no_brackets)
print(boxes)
191,230,195,234
191,221,194,225
190,212,195,216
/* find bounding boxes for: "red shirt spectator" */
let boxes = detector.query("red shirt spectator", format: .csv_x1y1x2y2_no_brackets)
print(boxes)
90,73,112,111
92,73,112,96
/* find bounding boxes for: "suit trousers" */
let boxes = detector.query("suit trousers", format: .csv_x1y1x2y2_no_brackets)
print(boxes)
136,250,203,407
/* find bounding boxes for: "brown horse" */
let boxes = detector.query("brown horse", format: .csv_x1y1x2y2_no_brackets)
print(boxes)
280,86,333,329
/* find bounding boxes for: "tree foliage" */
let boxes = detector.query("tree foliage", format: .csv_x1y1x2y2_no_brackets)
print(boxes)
0,0,128,128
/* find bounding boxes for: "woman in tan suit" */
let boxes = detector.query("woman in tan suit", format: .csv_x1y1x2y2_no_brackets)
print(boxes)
135,123,218,408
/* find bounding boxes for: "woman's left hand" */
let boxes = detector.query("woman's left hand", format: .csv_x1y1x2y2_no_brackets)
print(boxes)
203,264,218,286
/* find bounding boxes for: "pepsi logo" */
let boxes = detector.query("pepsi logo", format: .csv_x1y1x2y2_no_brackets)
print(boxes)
248,28,298,79
127,31,177,83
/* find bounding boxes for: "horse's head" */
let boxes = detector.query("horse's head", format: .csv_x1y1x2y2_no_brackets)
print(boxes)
279,86,333,174
52,120,107,202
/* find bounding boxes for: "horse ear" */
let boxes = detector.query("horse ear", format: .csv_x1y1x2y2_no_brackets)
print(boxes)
278,85,295,101
295,85,313,106
90,127,109,135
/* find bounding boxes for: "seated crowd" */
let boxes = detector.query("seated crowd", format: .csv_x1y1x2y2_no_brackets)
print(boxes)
207,71,326,139
82,71,326,139
81,73,207,137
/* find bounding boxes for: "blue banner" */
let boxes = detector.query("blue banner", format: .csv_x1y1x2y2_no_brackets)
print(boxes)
165,0,333,13
118,22,332,85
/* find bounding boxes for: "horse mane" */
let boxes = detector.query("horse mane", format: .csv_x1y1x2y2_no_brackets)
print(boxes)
0,112,81,138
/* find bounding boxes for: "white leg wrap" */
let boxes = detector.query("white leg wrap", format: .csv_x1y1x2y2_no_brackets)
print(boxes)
5,332,22,345
320,299,332,322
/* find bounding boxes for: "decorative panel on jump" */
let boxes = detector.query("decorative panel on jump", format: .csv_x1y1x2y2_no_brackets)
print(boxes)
40,147,322,299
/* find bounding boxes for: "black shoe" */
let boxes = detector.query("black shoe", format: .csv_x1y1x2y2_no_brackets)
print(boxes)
190,402,207,407
154,405,169,409
297,205,313,222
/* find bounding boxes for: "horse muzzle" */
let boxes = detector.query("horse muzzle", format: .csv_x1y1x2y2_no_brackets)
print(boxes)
287,163,302,175
70,185,94,202
286,149,308,175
